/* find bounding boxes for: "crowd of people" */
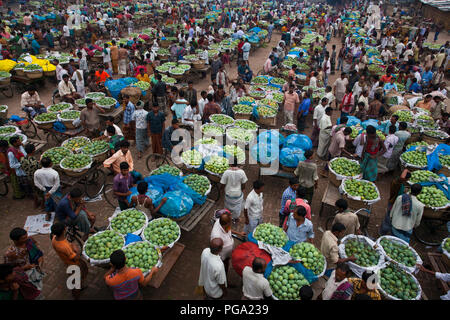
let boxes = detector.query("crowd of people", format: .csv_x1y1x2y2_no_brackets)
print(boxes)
0,0,449,301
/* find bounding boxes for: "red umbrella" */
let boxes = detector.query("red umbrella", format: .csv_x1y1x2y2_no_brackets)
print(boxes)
231,242,271,277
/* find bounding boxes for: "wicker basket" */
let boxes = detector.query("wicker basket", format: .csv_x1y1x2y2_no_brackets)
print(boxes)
92,151,109,163
258,116,276,127
14,69,25,77
192,60,206,69
329,170,341,187
44,70,56,77
0,77,11,85
234,113,252,120
63,167,90,177
25,70,43,79
343,193,370,210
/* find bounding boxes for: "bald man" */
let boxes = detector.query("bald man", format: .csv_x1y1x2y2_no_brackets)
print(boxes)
242,257,273,300
198,238,227,299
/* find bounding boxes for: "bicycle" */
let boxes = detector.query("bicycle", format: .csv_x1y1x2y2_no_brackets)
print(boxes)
10,110,39,139
52,88,62,105
413,210,450,246
325,208,372,238
66,224,84,247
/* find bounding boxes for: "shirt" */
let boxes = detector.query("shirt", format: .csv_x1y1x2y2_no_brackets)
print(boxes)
220,169,247,197
102,47,111,63
123,102,135,125
131,109,148,129
321,230,339,269
383,134,399,159
283,92,300,112
242,266,273,300
245,190,264,220
105,268,144,300
113,173,133,201
21,92,42,108
279,187,296,214
329,130,346,158
80,108,100,131
198,248,227,298
298,98,311,116
58,80,76,96
322,271,352,300
52,236,78,265
286,213,314,242
33,167,60,194
171,99,188,119
294,160,318,188
348,278,381,300
147,111,165,134
313,104,325,125
136,73,150,83
55,195,77,221
332,209,360,236
319,114,332,131
210,219,234,260
104,124,123,137
103,150,134,174
390,194,424,231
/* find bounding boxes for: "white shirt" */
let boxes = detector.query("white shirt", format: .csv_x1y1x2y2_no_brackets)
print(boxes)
210,219,234,260
198,248,227,298
322,270,352,300
383,134,399,158
353,82,364,97
245,190,264,220
319,114,332,130
313,104,326,124
220,168,248,197
395,42,405,55
71,70,84,88
198,98,208,117
58,80,75,96
131,109,148,129
381,49,392,62
102,47,111,63
403,49,413,61
414,71,422,83
309,76,317,88
325,92,335,106
323,59,331,75
33,167,60,195
103,124,123,137
242,266,273,300
63,25,70,37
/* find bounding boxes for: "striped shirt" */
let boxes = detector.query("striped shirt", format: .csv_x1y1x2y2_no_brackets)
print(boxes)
105,268,144,300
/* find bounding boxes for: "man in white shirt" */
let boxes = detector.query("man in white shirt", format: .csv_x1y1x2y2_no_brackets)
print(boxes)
387,35,395,48
58,74,80,103
102,44,112,70
322,263,353,300
309,72,318,88
380,48,392,64
378,125,399,174
198,238,227,299
103,117,123,137
71,65,85,97
197,91,208,117
242,40,251,64
242,258,273,300
34,156,61,220
395,41,405,58
317,107,333,160
181,103,201,128
333,73,348,109
244,180,264,236
221,161,248,221
403,45,413,62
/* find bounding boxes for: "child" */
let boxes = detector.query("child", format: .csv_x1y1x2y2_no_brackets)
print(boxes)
244,180,265,237
113,162,134,210
331,44,336,74
129,181,167,220
131,102,149,159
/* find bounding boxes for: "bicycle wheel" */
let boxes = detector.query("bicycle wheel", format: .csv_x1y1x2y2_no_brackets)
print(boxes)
0,180,9,196
146,153,168,172
413,218,449,246
84,169,106,198
21,120,38,139
1,85,13,98
103,183,116,208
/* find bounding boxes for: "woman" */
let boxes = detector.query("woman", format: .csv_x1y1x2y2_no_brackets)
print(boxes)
340,86,354,118
0,263,41,300
349,271,381,300
359,125,387,182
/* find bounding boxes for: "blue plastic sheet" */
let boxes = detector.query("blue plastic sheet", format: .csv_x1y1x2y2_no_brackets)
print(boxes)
427,143,450,171
156,190,194,218
280,147,305,168
337,115,361,127
250,142,279,164
144,173,182,193
53,121,66,133
284,134,312,151
361,119,380,130
172,178,206,205
125,233,142,246
257,130,285,147
104,77,138,99
126,183,164,203
263,259,317,284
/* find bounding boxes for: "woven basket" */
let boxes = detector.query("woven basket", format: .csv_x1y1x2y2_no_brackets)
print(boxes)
44,70,56,77
120,86,141,105
14,69,25,77
25,70,43,79
92,151,109,163
63,167,90,177
234,113,251,120
0,77,11,85
258,116,276,127
192,60,206,69
343,193,370,210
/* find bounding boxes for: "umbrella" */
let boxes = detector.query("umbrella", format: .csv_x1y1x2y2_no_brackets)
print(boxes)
231,242,271,277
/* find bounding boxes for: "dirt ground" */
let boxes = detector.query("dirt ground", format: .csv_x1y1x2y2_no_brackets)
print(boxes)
0,24,447,300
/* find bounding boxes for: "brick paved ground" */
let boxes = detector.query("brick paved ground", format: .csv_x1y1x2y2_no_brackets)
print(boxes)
0,22,447,300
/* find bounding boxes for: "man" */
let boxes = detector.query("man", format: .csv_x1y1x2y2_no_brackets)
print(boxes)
34,157,61,221
170,90,189,122
390,183,424,243
51,222,88,300
147,103,166,154
55,188,96,241
95,65,111,85
185,81,197,109
198,238,227,300
360,125,386,182
201,94,222,123
283,84,300,125
380,47,392,64
118,44,128,77
333,73,348,110
416,264,450,300
58,74,80,103
244,180,264,237
136,68,150,83
383,77,398,94
7,136,27,200
279,178,299,227
110,40,119,74
317,107,333,160
71,63,85,97
242,39,251,65
104,249,158,300
113,162,134,211
211,212,245,277
220,159,248,223
431,95,446,121
264,55,275,74
210,55,223,82
102,43,112,71
416,94,433,111
80,98,105,138
102,116,123,137
284,206,314,243
332,199,361,236
322,263,354,300
163,118,184,153
103,125,124,154
104,140,134,176
329,127,354,159
378,125,399,175
151,74,167,113
216,65,228,87
242,258,273,300
21,86,46,117
294,149,318,204
321,223,356,277
297,90,311,132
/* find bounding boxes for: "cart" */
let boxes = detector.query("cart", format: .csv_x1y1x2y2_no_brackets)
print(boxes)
12,75,46,94
37,125,85,146
98,107,123,126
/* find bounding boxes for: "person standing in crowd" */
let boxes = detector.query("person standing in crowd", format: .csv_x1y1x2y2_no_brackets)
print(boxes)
122,95,136,144
80,98,105,138
147,103,166,155
359,125,387,182
312,97,328,147
332,199,361,236
220,159,248,224
132,102,149,159
244,180,264,237
113,162,134,211
283,206,314,244
279,178,299,227
242,258,273,300
317,107,333,160
7,136,27,200
283,84,300,125
34,157,61,221
294,149,318,204
198,238,227,300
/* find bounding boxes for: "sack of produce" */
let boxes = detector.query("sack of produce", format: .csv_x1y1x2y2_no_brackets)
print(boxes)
41,147,72,166
250,141,279,165
393,109,414,123
279,147,305,168
338,235,385,277
389,104,409,114
182,174,211,197
251,223,288,248
226,126,255,145
108,208,149,236
156,190,194,218
122,241,162,276
257,129,285,146
284,134,312,151
81,140,109,158
144,173,182,193
222,145,246,164
339,178,381,205
329,157,362,181
400,150,428,169
231,242,272,277
204,155,229,176
96,97,118,109
376,236,422,273
209,114,235,127
181,149,203,169
47,102,73,113
376,262,422,300
59,153,92,176
150,164,182,177
416,185,450,210
142,218,180,249
408,170,444,184
266,264,310,300
287,242,327,277
82,230,125,265
337,115,361,127
126,183,164,204
85,92,105,101
61,136,91,153
234,119,258,132
201,123,225,137
0,125,20,137
361,118,381,130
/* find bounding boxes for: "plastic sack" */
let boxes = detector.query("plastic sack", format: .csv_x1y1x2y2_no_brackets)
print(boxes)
156,190,194,218
280,147,305,168
282,241,322,282
257,130,285,147
284,134,312,151
172,178,207,205
337,115,361,127
107,207,149,236
231,242,272,277
329,157,362,181
339,178,381,205
263,260,315,288
144,173,182,193
375,263,422,300
126,183,164,204
428,143,450,171
338,234,386,278
125,233,142,246
375,235,423,274
81,230,125,266
361,119,380,130
104,77,138,99
250,142,279,164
